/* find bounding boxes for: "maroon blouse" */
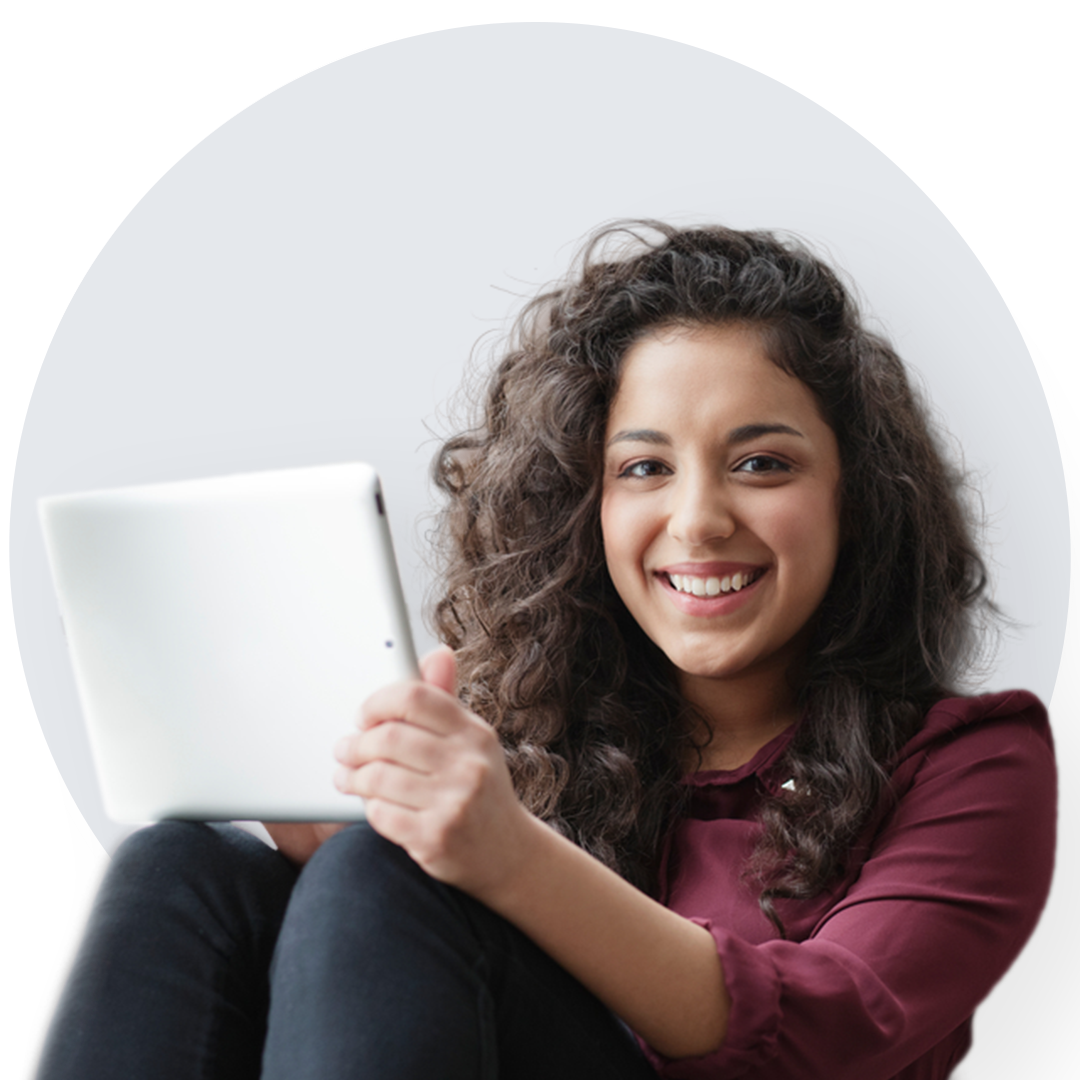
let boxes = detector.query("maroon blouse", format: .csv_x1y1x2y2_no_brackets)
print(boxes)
640,690,1056,1079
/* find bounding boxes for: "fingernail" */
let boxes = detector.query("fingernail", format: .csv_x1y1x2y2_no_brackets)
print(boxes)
332,737,350,761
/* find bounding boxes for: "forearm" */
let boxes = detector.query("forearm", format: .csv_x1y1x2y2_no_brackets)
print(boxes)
475,810,730,1060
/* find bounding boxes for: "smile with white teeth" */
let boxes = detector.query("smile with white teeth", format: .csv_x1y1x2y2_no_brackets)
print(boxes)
666,569,764,596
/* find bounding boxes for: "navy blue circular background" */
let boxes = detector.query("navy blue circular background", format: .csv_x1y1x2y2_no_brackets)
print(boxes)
11,24,1067,849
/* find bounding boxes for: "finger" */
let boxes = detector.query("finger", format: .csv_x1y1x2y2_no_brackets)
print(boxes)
333,720,441,773
362,797,424,850
420,645,456,694
334,759,430,810
359,679,465,736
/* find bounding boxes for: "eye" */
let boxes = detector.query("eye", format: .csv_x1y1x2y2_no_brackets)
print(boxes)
734,455,792,476
617,458,671,479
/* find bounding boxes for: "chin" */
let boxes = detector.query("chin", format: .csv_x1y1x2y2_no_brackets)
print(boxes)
663,645,758,682
659,627,804,685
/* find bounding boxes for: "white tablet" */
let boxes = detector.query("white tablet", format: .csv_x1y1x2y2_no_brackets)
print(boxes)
39,462,419,823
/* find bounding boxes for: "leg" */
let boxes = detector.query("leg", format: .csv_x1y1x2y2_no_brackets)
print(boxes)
36,822,298,1080
262,823,657,1080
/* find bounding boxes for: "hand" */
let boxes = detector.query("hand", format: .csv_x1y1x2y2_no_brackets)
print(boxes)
332,646,533,900
262,821,348,866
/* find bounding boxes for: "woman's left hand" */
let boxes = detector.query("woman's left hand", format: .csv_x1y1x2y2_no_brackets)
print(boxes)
332,646,533,901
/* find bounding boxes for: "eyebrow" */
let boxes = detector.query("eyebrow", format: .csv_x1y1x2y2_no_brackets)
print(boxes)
726,423,805,444
606,423,805,448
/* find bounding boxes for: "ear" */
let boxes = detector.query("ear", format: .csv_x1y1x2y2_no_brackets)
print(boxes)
419,645,457,695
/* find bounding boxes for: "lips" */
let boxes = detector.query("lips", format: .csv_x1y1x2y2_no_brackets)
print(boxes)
654,563,769,614
665,567,766,597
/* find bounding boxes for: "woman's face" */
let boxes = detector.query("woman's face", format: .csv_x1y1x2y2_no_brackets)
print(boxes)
600,322,842,699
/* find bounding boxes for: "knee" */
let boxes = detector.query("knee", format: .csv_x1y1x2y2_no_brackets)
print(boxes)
291,820,425,907
111,819,214,862
306,820,404,872
112,821,265,877
106,822,297,918
284,822,438,928
302,822,420,893
271,824,467,989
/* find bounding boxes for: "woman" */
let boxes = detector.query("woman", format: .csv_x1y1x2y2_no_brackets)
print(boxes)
36,222,1056,1079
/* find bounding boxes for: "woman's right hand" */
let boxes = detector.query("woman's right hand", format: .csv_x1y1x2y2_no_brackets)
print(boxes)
331,646,535,901
261,822,347,866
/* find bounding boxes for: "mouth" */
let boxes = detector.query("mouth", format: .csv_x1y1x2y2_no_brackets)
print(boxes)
662,567,767,597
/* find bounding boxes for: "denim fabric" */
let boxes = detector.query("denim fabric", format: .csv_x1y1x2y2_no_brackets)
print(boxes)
36,821,657,1079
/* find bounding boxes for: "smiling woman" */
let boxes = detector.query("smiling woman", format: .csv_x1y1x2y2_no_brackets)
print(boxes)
425,221,1055,1073
37,222,1055,1080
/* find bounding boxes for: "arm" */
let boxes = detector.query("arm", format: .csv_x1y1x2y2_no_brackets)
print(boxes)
478,811,730,1058
339,675,1056,1078
333,647,730,1059
639,693,1057,1079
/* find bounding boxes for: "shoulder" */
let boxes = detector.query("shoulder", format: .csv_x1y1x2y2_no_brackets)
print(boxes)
923,688,1049,731
889,686,1058,807
893,689,1053,775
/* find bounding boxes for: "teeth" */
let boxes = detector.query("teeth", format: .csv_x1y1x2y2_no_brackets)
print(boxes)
668,570,760,596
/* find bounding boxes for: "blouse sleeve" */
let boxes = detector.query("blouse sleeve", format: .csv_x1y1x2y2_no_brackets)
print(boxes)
641,695,1057,1079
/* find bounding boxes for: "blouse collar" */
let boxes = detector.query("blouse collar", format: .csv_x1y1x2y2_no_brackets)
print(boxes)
680,720,800,789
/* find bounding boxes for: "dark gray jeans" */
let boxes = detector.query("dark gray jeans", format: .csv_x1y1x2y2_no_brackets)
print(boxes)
36,821,658,1079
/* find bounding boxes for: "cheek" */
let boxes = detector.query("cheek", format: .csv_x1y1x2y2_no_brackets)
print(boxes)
768,492,841,583
600,492,648,592
599,494,625,580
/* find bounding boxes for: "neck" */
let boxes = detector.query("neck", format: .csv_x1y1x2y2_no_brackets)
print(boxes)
678,664,801,773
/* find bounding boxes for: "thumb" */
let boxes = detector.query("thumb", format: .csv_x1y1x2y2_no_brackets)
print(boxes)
419,645,456,694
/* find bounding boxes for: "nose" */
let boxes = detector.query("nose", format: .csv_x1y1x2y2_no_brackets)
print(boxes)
666,470,736,547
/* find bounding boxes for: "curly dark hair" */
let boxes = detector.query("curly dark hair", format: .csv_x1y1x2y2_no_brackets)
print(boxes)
430,220,995,928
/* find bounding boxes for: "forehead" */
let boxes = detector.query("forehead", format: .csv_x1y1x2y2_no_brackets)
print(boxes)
606,323,826,433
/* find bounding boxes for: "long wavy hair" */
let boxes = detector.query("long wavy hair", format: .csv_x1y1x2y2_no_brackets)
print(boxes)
430,221,995,926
